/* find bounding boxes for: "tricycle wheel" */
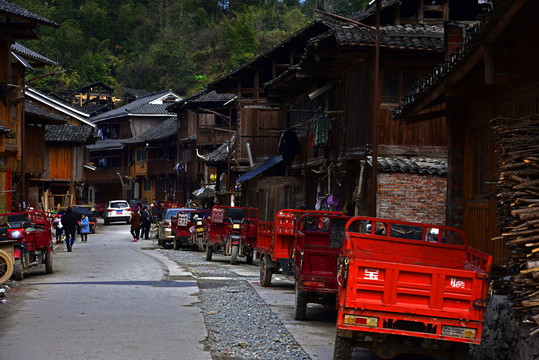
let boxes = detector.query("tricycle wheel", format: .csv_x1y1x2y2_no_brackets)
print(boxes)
333,335,352,360
173,237,180,251
104,219,109,225
294,280,307,320
197,237,204,252
45,250,53,274
0,249,14,284
230,244,239,265
260,256,272,287
13,257,23,281
205,243,213,261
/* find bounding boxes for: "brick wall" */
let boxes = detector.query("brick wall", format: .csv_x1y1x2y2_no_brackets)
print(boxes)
378,172,447,225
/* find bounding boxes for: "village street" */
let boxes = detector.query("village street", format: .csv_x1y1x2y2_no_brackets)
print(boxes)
0,220,446,360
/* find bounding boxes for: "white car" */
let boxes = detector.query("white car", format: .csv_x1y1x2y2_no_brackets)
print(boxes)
103,200,132,225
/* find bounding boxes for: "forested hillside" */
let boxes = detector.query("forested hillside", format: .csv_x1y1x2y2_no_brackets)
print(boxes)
13,0,368,99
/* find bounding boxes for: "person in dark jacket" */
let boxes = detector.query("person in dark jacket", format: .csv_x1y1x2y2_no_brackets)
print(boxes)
61,207,78,252
139,204,152,240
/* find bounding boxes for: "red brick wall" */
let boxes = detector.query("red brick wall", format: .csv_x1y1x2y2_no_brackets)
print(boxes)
378,173,446,226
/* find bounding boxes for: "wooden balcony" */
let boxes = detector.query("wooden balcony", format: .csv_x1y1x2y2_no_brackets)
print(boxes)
133,161,148,177
148,159,176,175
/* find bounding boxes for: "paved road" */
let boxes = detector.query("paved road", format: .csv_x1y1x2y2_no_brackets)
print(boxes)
0,221,210,360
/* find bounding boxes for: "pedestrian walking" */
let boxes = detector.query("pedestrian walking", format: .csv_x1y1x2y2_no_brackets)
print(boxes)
140,204,152,240
130,206,141,242
79,214,90,242
52,213,64,243
61,207,78,252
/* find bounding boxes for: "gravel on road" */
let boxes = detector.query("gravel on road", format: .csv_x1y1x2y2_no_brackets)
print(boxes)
162,248,312,360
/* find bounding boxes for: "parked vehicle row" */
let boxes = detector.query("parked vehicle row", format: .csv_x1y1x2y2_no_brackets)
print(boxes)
162,205,493,360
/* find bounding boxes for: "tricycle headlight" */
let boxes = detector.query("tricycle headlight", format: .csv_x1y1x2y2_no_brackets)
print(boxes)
233,224,240,230
10,230,22,239
197,221,203,226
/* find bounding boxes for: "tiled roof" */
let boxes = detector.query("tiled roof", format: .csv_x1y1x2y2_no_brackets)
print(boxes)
168,90,237,112
123,117,177,144
334,24,444,50
265,23,443,91
129,103,173,115
368,156,447,175
391,2,508,120
180,134,196,143
12,42,57,66
45,124,94,143
0,0,58,27
25,101,66,123
204,134,236,166
86,139,125,151
91,89,180,123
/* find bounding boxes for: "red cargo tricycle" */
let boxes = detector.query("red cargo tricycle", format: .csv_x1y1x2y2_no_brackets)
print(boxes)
293,213,352,320
333,217,492,360
257,209,344,287
171,209,208,250
204,205,259,265
0,211,53,281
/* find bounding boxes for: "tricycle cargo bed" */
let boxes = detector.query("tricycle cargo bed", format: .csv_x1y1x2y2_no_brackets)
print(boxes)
337,217,492,344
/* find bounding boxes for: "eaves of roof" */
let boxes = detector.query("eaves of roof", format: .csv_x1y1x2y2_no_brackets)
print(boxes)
368,156,447,175
0,0,58,27
12,42,57,67
123,117,176,145
86,139,125,151
265,23,444,92
207,18,334,90
91,89,180,123
392,0,529,121
25,101,66,124
204,134,236,166
26,88,95,127
45,124,94,143
167,90,237,112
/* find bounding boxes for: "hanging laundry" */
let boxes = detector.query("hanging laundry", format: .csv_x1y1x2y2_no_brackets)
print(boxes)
312,115,332,147
278,129,301,161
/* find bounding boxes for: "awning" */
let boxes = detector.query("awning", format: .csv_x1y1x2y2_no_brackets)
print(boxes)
235,155,283,183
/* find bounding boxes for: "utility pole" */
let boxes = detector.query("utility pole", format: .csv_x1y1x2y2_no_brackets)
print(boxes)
370,0,381,217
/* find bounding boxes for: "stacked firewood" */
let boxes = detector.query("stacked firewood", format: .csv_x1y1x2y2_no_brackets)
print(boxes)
492,115,539,336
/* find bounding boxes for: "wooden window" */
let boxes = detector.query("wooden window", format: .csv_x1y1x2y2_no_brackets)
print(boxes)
136,149,146,161
382,71,418,103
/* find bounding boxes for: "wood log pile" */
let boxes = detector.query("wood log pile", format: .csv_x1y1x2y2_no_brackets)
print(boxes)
492,115,539,336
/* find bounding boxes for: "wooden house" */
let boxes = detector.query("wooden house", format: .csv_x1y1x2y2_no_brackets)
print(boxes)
206,1,486,221
123,116,177,203
205,20,339,217
392,0,537,265
72,81,117,111
24,87,96,210
167,90,238,206
0,0,57,211
87,89,181,203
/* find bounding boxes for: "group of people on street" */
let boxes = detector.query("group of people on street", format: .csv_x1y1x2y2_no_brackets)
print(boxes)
52,207,91,252
130,203,153,242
